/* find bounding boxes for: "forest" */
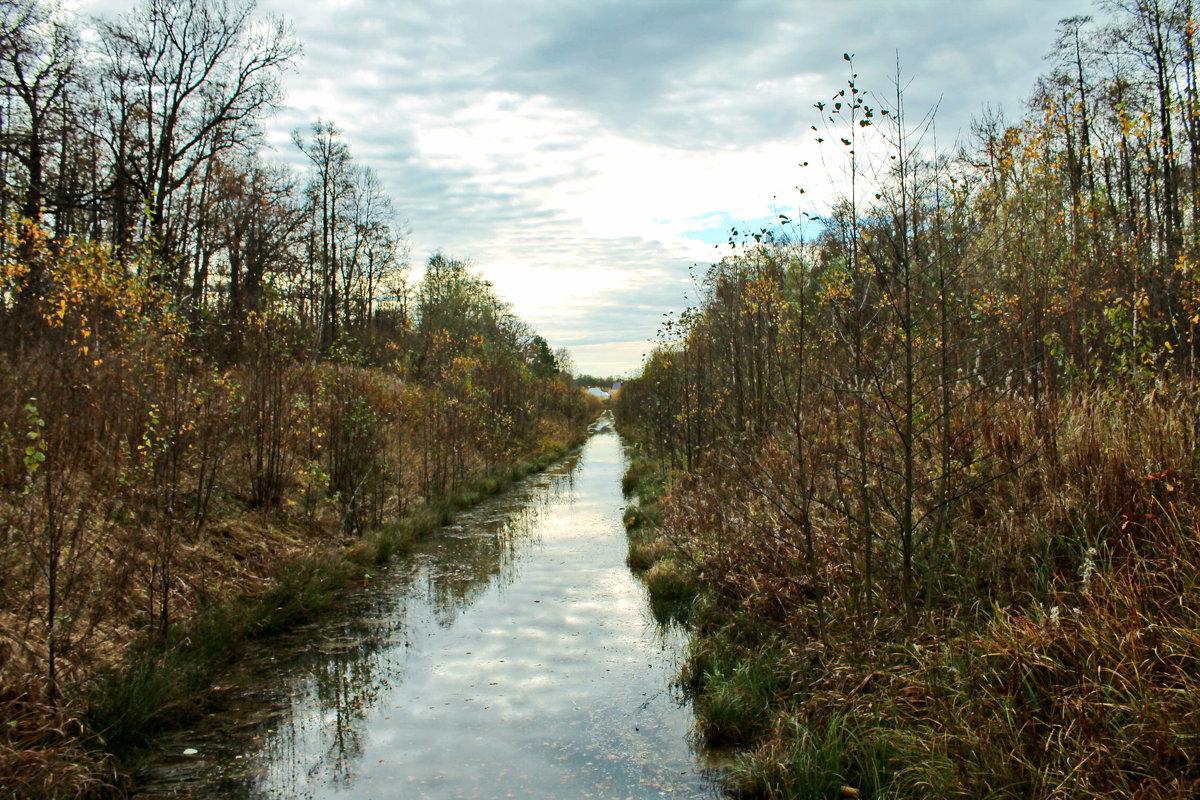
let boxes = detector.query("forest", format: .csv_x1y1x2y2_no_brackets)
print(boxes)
617,2,1200,798
0,0,592,796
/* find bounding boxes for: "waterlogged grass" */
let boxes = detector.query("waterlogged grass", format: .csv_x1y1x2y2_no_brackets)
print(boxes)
644,559,699,625
85,440,582,765
621,454,666,505
641,556,688,595
624,502,666,572
681,632,792,747
621,455,663,574
620,453,701,626
625,531,664,571
731,715,906,800
622,502,661,531
620,455,665,547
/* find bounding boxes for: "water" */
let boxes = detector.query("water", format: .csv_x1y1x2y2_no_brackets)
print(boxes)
134,430,723,799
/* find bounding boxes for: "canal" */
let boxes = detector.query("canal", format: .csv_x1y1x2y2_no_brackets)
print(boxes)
134,428,723,799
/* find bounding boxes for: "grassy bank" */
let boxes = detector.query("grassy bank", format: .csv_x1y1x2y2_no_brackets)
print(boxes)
620,446,700,626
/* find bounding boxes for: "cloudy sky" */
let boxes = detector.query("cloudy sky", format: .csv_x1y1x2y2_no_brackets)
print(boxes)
78,0,1092,376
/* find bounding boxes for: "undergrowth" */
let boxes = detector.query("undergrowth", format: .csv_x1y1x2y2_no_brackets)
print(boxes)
626,392,1200,799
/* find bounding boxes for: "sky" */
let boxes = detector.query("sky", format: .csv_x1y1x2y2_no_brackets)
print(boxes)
76,0,1093,377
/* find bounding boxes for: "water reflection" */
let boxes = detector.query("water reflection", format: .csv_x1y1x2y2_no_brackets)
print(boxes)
135,433,721,799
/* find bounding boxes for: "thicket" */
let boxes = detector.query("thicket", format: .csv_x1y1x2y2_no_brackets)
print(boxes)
617,4,1200,798
0,0,590,796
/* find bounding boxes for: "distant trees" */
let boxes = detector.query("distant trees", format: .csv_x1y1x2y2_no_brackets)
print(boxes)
573,373,616,388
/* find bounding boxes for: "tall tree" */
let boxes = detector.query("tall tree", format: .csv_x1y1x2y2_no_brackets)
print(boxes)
97,0,296,268
293,119,352,350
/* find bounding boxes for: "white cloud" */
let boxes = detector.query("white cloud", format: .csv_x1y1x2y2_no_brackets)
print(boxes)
73,0,1093,376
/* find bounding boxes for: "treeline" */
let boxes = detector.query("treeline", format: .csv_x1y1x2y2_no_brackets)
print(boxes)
0,0,590,796
572,374,617,388
618,3,1200,798
0,0,413,352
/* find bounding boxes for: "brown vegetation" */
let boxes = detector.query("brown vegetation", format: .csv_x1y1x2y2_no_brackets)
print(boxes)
617,4,1200,797
0,1,591,796
0,228,588,800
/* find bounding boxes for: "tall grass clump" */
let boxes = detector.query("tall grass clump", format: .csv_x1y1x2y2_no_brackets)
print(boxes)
618,443,697,622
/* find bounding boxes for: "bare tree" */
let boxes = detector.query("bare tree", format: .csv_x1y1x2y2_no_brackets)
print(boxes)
97,0,297,265
294,119,352,350
0,0,77,225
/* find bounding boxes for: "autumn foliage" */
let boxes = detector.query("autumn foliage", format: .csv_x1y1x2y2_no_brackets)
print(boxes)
0,228,588,796
618,5,1200,798
0,0,596,792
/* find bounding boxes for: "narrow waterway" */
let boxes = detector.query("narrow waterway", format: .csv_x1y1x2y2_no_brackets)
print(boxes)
135,429,723,799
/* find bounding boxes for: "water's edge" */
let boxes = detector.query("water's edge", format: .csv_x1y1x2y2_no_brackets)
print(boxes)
132,431,722,799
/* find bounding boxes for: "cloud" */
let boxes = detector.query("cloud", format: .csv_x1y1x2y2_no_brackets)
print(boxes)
498,1,782,149
74,0,1093,376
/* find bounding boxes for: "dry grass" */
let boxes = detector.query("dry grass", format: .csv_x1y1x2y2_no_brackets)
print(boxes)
649,388,1200,798
0,370,589,797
